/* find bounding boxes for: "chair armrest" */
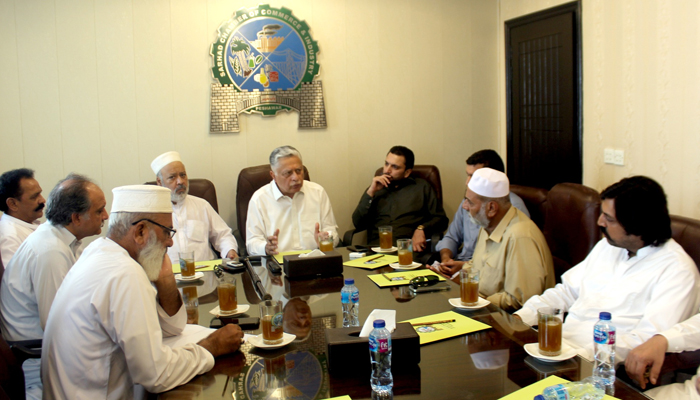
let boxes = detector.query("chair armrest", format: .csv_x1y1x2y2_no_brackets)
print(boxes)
343,228,364,247
232,229,248,258
9,339,42,362
429,232,442,253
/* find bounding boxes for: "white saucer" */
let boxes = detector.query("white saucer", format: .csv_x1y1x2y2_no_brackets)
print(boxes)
209,304,250,317
372,246,398,253
390,262,422,270
524,342,578,362
247,332,296,349
449,297,490,310
175,272,204,281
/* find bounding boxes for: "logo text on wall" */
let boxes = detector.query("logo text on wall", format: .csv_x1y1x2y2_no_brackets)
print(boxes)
209,5,326,133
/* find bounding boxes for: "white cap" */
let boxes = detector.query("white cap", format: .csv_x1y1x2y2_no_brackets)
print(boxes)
470,349,509,370
111,185,173,213
151,151,182,175
468,168,510,198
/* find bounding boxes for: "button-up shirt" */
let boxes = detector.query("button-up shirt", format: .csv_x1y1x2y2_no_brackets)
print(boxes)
246,181,339,255
168,195,238,262
467,206,554,312
42,238,211,399
436,192,530,261
0,213,40,266
515,238,700,362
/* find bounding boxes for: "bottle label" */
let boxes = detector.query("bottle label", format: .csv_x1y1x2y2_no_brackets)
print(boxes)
341,292,350,303
351,291,359,304
378,338,389,353
369,336,378,352
594,327,616,344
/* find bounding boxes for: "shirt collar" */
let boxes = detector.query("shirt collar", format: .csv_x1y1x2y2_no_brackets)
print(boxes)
389,176,416,190
51,224,82,256
486,206,518,243
271,181,305,201
1,213,40,229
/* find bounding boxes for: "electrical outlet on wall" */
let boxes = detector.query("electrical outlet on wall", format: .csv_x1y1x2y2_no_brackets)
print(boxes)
613,150,625,166
604,149,614,164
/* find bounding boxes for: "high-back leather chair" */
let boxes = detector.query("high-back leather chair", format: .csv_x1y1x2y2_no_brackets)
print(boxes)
542,183,601,282
235,165,311,245
0,332,23,400
671,215,700,268
510,184,548,231
144,178,219,212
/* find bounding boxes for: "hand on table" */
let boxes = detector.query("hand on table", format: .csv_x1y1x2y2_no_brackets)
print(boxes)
226,249,238,259
265,229,279,255
366,174,392,197
412,229,427,252
625,334,668,389
438,259,465,277
198,324,244,357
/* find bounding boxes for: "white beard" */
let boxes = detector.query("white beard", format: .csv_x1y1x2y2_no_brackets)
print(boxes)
468,206,490,229
137,230,166,281
171,183,188,203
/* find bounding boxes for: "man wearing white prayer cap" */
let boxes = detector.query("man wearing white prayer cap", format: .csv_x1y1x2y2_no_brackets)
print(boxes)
449,167,554,313
42,185,243,399
151,151,238,262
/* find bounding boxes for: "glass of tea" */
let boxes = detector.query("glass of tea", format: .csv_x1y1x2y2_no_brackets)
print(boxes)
460,268,480,306
378,226,393,249
319,230,334,252
182,286,199,324
397,239,412,266
178,251,195,277
216,273,238,314
260,300,284,345
538,307,563,357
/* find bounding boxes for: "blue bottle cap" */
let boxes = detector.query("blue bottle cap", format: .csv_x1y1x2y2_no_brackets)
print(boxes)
599,312,611,320
344,278,355,285
373,319,386,328
534,396,545,400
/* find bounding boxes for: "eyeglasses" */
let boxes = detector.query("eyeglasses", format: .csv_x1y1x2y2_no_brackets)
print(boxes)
132,219,177,238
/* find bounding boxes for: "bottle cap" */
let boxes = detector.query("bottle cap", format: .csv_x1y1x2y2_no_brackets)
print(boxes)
534,396,545,400
599,312,611,320
373,319,386,328
344,278,355,285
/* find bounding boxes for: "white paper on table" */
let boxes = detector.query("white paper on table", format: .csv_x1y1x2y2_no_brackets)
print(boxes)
299,249,325,258
359,309,396,337
162,324,217,348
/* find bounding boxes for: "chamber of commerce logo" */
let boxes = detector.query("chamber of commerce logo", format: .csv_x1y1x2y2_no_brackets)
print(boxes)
209,5,326,133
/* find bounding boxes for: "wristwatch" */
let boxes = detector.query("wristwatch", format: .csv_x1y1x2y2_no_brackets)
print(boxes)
417,225,425,231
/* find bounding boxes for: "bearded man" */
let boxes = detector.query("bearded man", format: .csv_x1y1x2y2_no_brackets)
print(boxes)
41,185,243,399
151,151,238,261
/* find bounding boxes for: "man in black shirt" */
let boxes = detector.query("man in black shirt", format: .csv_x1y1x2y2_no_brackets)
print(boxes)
352,146,448,253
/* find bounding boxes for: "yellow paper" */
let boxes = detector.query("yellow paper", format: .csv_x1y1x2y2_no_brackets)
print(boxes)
367,269,445,287
171,259,222,273
327,396,351,400
273,250,312,264
401,311,490,345
344,254,398,269
498,375,620,400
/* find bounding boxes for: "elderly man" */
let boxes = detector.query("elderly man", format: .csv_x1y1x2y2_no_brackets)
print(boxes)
514,176,700,362
435,150,530,274
247,145,339,255
352,145,448,252
151,151,238,262
42,185,243,399
0,173,108,400
0,168,45,266
445,168,554,313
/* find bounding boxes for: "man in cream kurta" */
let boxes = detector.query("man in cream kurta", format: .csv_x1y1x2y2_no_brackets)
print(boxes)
0,168,45,266
0,174,108,400
246,146,339,256
452,168,554,313
42,185,243,399
151,151,238,262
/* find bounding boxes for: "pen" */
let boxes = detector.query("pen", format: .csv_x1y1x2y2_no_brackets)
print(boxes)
411,319,456,326
364,254,385,264
382,273,392,281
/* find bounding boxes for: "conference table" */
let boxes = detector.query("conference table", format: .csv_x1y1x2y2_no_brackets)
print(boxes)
155,248,651,400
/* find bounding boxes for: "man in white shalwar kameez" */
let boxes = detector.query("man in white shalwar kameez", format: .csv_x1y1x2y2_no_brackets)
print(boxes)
0,168,45,266
41,185,243,399
151,151,238,262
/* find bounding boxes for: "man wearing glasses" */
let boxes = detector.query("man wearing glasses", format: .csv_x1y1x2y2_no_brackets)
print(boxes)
42,185,243,399
151,151,238,262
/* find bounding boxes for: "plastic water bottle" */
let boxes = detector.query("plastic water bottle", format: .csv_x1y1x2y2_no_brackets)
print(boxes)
369,319,393,394
534,377,605,400
593,312,616,389
341,278,359,327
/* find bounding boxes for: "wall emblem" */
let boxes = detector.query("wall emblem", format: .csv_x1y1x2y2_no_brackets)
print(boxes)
209,5,326,133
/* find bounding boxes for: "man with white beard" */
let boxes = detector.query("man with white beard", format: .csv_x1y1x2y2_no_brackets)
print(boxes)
444,168,554,313
151,151,238,262
41,185,243,399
